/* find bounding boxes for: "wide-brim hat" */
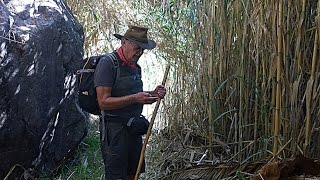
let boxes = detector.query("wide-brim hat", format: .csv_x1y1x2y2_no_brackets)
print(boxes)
114,25,156,50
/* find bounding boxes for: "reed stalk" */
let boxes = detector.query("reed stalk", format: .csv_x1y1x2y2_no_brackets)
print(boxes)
304,0,319,153
273,0,283,157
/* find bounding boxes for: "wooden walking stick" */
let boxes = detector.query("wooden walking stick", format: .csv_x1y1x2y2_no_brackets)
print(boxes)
134,64,170,180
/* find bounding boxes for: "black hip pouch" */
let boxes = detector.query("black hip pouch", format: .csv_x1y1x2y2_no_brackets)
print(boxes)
126,115,149,136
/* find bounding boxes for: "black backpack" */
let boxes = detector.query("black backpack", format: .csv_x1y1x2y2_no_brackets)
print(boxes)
77,52,119,115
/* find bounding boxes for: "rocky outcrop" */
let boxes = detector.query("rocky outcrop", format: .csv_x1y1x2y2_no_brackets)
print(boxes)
0,0,86,178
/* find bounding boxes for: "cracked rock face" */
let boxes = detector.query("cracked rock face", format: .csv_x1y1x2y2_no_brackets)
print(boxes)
0,0,87,178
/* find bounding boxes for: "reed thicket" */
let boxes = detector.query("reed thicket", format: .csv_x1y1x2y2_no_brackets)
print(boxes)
67,0,320,169
139,0,320,162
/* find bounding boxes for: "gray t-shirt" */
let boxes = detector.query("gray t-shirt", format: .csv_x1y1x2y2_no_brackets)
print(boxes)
94,55,116,88
94,53,143,117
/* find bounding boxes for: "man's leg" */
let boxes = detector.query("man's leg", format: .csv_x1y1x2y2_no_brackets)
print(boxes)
127,135,145,178
127,175,135,180
100,119,129,179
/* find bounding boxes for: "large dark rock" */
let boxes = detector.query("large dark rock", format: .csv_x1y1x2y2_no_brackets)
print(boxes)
0,0,87,178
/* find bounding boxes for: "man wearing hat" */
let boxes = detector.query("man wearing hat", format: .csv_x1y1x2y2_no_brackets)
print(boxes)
94,25,166,180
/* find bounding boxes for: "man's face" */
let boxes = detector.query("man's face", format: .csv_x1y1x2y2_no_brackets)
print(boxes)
123,39,144,63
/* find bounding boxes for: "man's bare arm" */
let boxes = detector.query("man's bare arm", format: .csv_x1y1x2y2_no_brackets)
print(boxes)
96,86,158,110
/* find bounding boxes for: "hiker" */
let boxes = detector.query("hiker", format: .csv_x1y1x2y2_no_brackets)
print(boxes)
94,25,166,180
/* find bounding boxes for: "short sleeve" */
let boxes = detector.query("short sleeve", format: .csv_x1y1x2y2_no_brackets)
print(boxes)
94,56,115,87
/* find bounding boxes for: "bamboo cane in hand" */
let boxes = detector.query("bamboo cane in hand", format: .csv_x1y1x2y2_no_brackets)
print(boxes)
134,65,170,180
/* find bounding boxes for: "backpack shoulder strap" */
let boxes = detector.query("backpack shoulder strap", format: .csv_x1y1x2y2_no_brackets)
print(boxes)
107,52,119,68
106,52,120,87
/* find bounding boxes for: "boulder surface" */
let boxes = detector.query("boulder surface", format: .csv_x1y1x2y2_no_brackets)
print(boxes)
0,0,86,178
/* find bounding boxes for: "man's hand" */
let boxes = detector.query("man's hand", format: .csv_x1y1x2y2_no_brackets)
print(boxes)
153,85,166,99
134,92,158,104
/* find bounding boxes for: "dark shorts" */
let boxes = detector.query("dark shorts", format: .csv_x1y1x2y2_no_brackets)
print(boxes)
100,117,145,180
